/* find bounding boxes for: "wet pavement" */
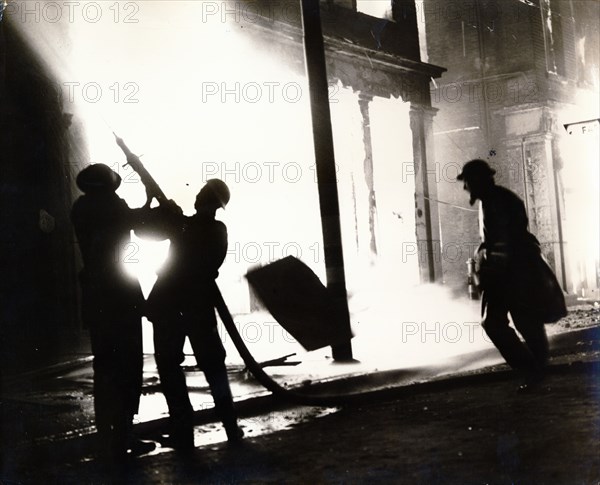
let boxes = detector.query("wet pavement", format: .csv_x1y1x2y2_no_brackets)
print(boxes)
2,303,599,482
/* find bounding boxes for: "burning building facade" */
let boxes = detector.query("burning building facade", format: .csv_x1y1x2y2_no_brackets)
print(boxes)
1,0,446,368
1,0,597,372
421,0,599,298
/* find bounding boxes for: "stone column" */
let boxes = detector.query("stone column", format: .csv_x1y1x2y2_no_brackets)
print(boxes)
409,105,442,283
502,106,568,290
358,93,378,258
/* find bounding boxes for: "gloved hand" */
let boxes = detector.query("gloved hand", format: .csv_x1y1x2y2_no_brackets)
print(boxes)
160,199,184,216
476,245,509,290
143,186,155,209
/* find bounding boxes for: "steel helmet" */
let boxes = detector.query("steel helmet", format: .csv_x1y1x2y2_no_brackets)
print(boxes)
76,163,121,193
203,179,230,208
456,159,496,182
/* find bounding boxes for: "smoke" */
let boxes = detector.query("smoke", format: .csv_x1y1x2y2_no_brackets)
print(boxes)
348,267,487,370
215,261,491,379
9,2,498,379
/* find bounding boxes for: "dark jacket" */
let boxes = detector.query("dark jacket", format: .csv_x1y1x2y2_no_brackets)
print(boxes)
143,207,227,321
72,192,145,322
478,185,566,323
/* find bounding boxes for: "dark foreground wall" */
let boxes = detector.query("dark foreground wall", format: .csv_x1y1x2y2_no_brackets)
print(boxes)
0,20,83,376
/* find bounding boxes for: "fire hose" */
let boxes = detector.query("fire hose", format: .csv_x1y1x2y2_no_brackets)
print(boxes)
213,283,371,407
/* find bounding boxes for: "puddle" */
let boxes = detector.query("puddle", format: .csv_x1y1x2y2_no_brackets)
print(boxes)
142,406,340,457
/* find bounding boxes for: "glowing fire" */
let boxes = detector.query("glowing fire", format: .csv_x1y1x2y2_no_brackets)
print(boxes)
11,2,420,311
9,1,484,367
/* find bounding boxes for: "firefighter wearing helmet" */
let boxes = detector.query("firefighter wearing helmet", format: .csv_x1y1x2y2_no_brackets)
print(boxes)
144,178,242,449
71,163,152,462
458,159,566,390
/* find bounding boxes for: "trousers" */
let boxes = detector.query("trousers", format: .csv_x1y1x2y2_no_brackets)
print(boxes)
482,288,549,371
152,305,238,446
89,311,143,459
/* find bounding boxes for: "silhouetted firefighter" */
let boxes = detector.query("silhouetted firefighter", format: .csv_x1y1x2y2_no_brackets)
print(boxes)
458,159,567,390
112,135,242,450
142,179,243,451
71,164,154,463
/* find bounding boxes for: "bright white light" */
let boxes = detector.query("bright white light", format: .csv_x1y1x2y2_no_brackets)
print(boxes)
357,0,393,19
121,232,170,298
12,2,470,370
55,4,323,297
556,87,600,297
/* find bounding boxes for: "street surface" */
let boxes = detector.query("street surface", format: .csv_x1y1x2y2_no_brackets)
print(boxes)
1,306,599,484
6,356,600,484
